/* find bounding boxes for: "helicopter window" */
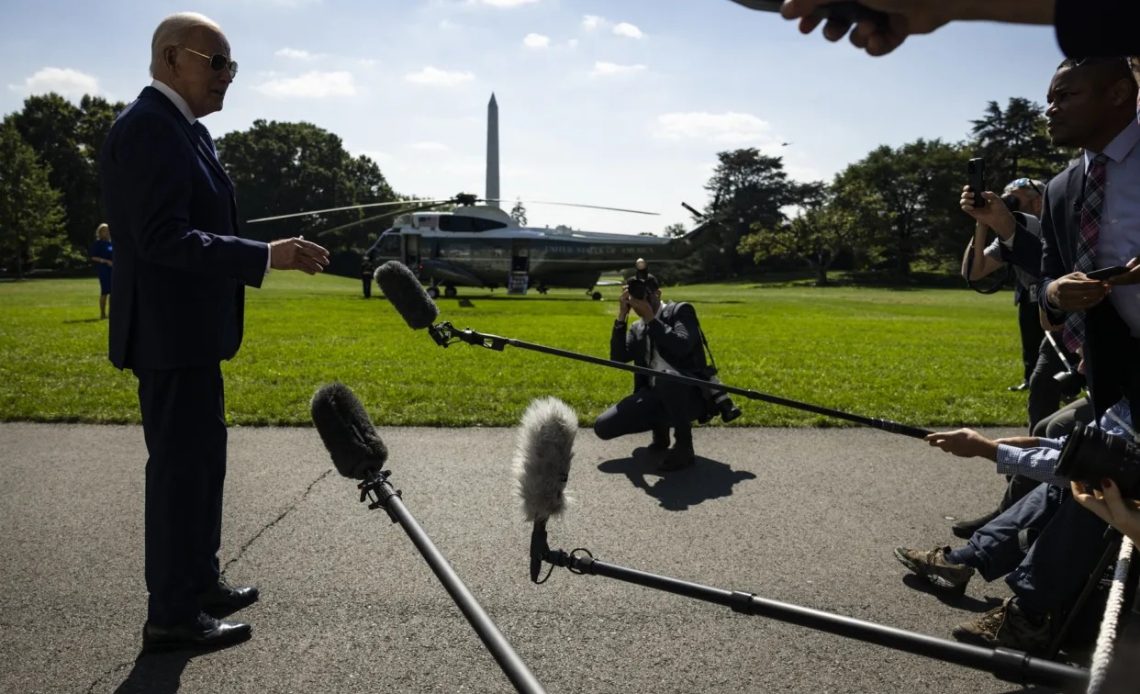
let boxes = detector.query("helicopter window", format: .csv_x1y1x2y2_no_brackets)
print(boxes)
438,216,507,232
376,233,401,255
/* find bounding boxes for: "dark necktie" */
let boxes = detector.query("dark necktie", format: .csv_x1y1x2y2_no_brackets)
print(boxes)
193,121,219,163
1062,153,1108,353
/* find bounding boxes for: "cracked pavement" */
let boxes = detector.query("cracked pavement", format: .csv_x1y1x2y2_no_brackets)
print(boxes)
1,422,1051,693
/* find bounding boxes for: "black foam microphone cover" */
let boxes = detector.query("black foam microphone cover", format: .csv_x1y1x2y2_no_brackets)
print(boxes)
376,261,439,329
310,382,389,480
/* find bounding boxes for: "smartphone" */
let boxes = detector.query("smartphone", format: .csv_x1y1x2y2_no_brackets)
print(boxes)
725,0,887,25
967,158,985,208
1087,266,1128,280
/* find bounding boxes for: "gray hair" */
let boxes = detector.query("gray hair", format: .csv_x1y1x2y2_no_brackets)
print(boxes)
150,12,223,77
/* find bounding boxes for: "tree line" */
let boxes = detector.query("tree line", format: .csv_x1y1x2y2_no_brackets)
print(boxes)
1,92,1067,283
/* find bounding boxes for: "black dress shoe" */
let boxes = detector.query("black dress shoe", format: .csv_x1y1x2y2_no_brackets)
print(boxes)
142,614,251,653
199,579,259,616
659,444,695,471
951,509,1000,540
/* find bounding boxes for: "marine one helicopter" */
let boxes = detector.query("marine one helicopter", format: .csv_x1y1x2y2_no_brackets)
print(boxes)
248,95,714,300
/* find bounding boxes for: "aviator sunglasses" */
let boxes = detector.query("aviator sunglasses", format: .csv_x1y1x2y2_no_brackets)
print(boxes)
180,46,238,78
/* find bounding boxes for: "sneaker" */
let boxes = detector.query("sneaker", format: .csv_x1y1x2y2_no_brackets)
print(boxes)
659,444,694,471
951,597,1052,653
893,546,975,595
951,509,1000,540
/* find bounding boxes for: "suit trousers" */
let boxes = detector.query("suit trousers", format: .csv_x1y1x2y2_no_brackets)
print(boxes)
1016,298,1045,383
134,364,227,626
962,483,1110,616
594,380,705,445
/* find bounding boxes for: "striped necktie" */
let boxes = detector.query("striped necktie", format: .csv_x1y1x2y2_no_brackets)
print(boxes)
1062,153,1108,353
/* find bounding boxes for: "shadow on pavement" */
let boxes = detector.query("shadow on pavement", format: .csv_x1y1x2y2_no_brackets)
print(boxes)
901,574,1004,613
597,447,756,511
113,651,192,694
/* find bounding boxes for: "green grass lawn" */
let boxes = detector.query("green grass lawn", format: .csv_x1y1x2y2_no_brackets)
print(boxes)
0,273,1033,428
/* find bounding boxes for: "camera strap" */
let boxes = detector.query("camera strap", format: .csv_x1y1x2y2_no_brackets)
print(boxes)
965,236,1011,295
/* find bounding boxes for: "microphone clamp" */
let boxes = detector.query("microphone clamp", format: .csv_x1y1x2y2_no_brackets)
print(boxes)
358,469,403,524
429,322,510,351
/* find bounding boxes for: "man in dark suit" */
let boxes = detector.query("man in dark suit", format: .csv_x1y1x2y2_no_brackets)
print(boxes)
593,274,711,471
1037,57,1140,431
99,12,329,652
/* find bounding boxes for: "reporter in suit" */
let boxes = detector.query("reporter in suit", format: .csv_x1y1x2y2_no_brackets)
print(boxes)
99,12,329,652
594,274,710,471
1037,57,1140,430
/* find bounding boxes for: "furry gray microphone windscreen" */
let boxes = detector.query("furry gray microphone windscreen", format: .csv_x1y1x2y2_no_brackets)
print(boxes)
513,397,577,523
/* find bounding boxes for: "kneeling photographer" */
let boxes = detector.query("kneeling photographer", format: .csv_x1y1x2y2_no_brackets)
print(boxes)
593,269,738,471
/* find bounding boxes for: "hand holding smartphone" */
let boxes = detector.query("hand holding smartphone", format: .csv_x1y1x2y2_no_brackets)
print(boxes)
967,158,985,208
1086,266,1128,281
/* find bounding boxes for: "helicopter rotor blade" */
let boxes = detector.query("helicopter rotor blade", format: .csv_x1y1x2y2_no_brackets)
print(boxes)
310,212,394,237
487,199,659,216
246,198,452,224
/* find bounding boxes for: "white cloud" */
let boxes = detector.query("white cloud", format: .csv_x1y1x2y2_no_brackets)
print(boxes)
566,38,579,49
653,112,777,145
523,33,550,49
612,22,643,39
404,66,475,87
254,71,357,98
410,142,450,152
582,15,605,31
590,61,647,78
471,0,538,6
275,47,320,60
8,67,100,99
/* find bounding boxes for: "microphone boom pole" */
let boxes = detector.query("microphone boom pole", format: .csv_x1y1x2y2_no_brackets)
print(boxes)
359,469,546,694
430,322,931,439
539,545,1087,690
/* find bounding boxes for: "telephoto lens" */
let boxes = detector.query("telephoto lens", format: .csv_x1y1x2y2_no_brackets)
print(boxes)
1055,425,1140,497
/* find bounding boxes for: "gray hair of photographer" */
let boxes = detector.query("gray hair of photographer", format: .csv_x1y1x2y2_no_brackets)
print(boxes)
1000,177,1047,215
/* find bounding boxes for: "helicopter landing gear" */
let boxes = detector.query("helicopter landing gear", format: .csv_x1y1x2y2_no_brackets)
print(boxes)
444,285,457,298
591,291,602,301
426,285,440,300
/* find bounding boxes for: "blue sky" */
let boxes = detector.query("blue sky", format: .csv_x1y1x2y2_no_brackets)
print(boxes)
1,0,1065,235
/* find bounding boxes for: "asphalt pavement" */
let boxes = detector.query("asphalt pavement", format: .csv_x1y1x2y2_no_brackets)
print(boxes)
1,422,1075,694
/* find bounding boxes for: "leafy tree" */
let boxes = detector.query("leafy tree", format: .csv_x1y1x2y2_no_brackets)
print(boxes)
699,148,799,279
738,182,857,285
830,139,968,279
509,198,528,226
662,222,687,238
7,93,125,260
0,123,67,277
217,120,399,254
969,98,1072,188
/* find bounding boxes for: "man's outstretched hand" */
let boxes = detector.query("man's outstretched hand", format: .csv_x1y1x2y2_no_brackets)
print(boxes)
269,236,330,275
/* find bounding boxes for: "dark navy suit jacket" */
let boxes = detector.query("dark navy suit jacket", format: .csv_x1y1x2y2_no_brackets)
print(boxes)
100,87,267,370
611,302,708,393
1036,160,1134,418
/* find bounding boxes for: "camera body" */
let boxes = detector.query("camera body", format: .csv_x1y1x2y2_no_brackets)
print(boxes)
1052,368,1085,400
1001,193,1021,212
695,369,741,423
627,277,650,301
1055,425,1140,497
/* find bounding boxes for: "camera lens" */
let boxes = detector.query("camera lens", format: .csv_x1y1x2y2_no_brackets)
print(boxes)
1056,425,1140,497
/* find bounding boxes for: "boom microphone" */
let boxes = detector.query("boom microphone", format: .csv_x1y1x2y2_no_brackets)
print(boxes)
376,260,439,329
512,398,577,582
310,382,547,694
310,382,388,480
